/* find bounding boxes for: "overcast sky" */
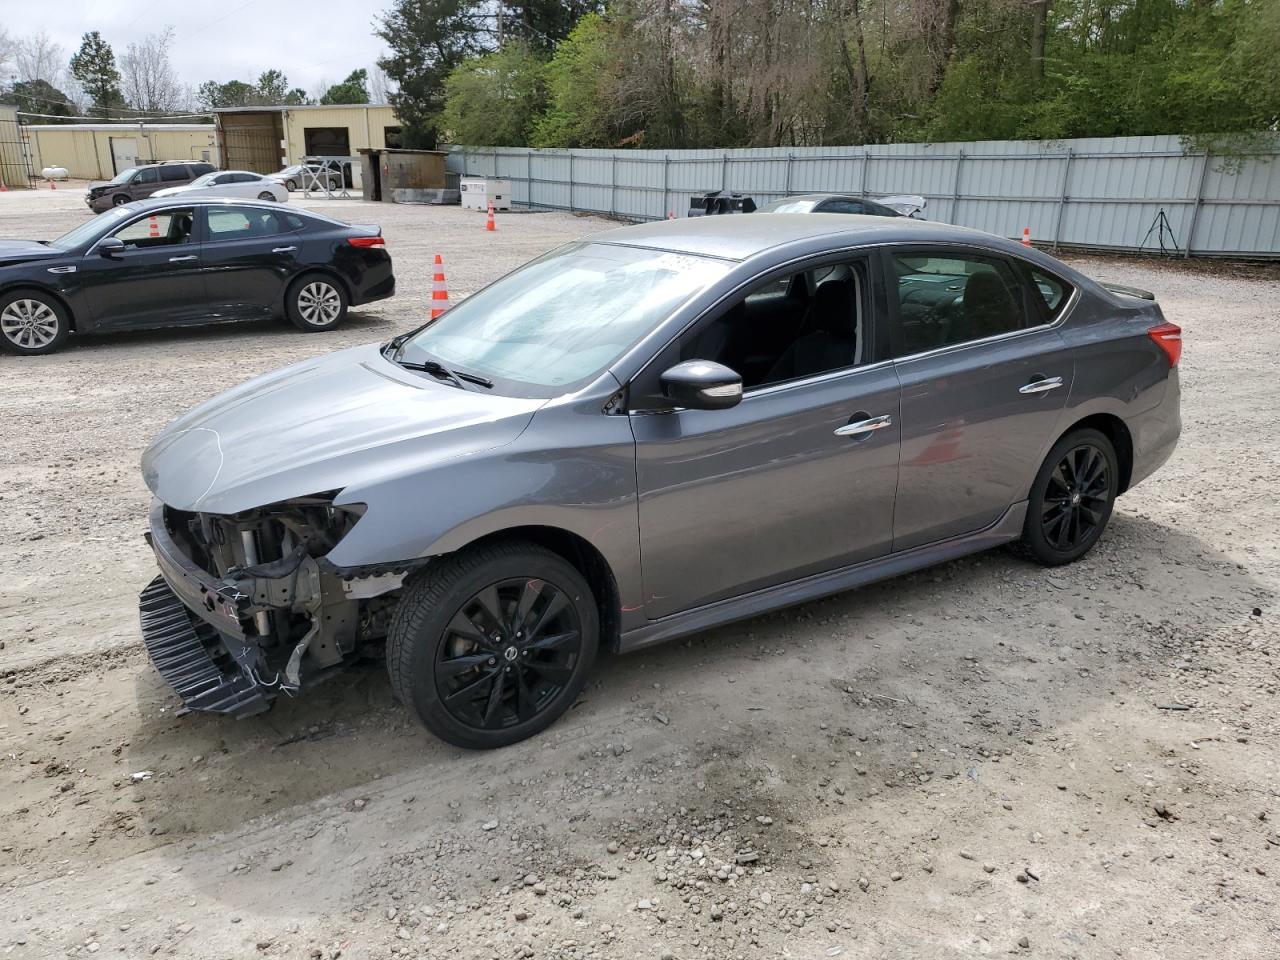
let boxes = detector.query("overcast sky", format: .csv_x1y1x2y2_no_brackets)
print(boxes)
13,1,393,99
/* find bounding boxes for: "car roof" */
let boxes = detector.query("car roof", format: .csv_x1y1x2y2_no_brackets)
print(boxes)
123,196,290,213
592,213,1009,262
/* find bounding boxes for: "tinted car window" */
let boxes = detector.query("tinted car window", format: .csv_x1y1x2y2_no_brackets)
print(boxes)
819,199,867,215
134,167,160,185
190,163,215,175
207,207,288,239
110,208,195,248
231,172,259,183
1030,268,1071,319
159,165,189,182
892,252,1030,355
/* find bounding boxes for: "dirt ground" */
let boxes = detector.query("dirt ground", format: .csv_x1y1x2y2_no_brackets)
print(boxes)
1,184,1277,960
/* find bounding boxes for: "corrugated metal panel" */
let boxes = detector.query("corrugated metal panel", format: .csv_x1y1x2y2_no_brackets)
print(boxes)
447,136,1280,257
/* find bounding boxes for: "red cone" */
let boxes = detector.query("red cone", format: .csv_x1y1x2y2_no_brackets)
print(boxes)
1021,226,1032,247
485,201,496,232
430,254,450,320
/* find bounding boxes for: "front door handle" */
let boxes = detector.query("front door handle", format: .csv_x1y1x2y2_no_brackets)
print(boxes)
168,255,198,263
834,414,893,437
272,246,297,253
1019,376,1064,394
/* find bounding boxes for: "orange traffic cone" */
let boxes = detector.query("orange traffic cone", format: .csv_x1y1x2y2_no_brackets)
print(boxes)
485,201,496,232
1021,226,1032,247
148,216,160,238
667,210,674,220
0,179,7,192
430,254,450,319
49,179,56,190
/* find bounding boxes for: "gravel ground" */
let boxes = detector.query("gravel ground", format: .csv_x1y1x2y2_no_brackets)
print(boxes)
1,184,1277,960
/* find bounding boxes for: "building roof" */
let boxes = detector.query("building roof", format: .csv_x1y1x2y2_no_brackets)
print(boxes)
23,123,213,132
212,104,396,114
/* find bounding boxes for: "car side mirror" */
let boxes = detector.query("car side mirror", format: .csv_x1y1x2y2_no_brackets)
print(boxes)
97,236,126,258
659,360,743,411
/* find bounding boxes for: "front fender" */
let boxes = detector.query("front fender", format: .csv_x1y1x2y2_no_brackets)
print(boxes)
329,401,644,613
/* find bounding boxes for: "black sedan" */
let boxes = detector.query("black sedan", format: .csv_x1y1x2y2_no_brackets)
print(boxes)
0,197,395,355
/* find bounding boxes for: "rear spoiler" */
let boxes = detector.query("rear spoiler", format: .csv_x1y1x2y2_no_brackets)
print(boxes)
1100,281,1155,301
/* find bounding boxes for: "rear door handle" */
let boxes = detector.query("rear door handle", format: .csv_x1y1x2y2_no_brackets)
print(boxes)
834,414,894,437
272,246,297,253
1019,376,1064,394
168,255,198,263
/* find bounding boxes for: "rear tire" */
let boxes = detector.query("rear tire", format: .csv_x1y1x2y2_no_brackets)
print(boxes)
1019,428,1118,566
257,191,275,201
387,541,598,749
285,179,297,191
285,273,347,332
0,288,71,355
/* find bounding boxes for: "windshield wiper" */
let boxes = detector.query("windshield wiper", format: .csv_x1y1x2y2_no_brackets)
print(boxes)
394,358,493,389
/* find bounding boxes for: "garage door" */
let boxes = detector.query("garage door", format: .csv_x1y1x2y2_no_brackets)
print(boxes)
303,127,351,157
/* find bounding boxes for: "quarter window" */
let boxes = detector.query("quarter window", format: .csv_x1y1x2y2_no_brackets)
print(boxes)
891,252,1030,355
1030,268,1071,319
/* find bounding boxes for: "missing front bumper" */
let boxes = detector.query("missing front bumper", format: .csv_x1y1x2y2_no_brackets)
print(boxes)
138,576,273,718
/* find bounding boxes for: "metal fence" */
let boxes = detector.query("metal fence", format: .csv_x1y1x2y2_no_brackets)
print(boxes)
447,134,1280,259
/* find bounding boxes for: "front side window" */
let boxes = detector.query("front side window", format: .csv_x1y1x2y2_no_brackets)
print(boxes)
109,208,195,248
397,242,732,395
134,167,160,185
892,252,1031,356
673,260,869,391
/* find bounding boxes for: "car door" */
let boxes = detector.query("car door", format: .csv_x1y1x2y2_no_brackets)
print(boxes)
198,205,303,318
885,245,1075,551
128,166,160,201
630,254,902,619
79,206,206,328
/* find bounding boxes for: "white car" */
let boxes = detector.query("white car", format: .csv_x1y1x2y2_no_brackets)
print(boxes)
152,170,289,203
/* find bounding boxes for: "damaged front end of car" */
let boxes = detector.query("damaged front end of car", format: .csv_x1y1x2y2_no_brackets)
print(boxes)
140,494,413,717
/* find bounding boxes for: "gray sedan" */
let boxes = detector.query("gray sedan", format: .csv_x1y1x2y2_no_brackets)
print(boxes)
138,215,1182,748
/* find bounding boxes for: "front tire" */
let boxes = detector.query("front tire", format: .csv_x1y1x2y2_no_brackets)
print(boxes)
0,289,71,355
387,541,599,749
285,273,347,332
1020,428,1118,566
112,194,129,207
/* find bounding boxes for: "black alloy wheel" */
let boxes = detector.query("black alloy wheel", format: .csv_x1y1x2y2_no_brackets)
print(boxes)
435,578,583,731
1020,427,1118,566
387,540,598,749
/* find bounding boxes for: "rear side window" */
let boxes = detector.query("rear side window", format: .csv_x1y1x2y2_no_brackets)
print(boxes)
134,167,159,184
891,252,1032,356
159,165,188,182
1029,268,1071,320
190,163,215,175
207,207,289,239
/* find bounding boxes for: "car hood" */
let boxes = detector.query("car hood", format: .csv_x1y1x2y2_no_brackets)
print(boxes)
0,239,63,265
142,342,545,514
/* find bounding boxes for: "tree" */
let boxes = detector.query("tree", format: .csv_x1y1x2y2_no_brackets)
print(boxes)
120,27,183,112
532,12,621,147
440,42,547,145
496,1,601,49
320,69,370,104
376,0,491,147
255,69,290,103
10,79,75,120
369,64,394,104
196,79,256,109
69,31,123,119
16,31,65,86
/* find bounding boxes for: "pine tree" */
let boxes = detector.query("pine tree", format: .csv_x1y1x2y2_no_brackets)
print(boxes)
69,31,122,119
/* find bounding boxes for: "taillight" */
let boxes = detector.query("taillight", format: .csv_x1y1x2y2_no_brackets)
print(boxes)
1148,322,1182,367
347,236,385,248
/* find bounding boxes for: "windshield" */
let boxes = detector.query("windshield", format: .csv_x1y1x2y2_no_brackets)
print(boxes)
398,242,731,395
279,166,300,175
761,198,819,213
49,207,133,249
108,167,137,185
189,173,217,187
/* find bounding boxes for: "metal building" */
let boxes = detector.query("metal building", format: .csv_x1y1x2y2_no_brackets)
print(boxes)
213,105,401,174
23,123,216,180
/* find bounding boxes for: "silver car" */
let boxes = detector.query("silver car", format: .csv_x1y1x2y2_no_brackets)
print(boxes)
139,215,1182,748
